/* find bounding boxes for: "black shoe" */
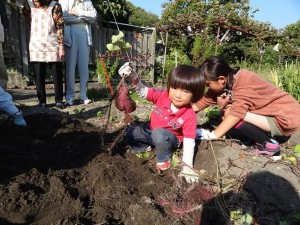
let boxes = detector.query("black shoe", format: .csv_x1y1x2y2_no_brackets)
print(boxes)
55,102,65,109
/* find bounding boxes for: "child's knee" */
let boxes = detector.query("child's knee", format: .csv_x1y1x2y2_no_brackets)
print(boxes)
124,125,135,142
151,128,167,143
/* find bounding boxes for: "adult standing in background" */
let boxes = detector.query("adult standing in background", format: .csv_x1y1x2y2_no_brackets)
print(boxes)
23,0,65,108
59,0,97,106
0,0,9,90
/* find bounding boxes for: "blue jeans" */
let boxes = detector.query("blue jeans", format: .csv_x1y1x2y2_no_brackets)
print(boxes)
125,124,179,163
65,27,90,102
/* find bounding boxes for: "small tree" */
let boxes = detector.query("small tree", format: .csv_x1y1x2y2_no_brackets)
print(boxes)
158,0,280,65
126,2,159,27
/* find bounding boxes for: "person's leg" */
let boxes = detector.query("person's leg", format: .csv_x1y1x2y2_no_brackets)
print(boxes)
76,29,90,102
242,112,289,142
244,112,271,132
65,29,78,103
234,121,280,155
50,62,64,103
0,87,26,126
125,124,153,153
0,86,18,115
0,43,8,90
151,128,179,163
32,62,46,105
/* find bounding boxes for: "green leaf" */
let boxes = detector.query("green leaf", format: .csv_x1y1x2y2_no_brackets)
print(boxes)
135,152,150,159
171,153,181,167
109,115,118,121
279,220,288,225
97,110,105,117
241,213,253,225
205,106,220,118
294,211,300,220
230,210,241,220
294,144,300,153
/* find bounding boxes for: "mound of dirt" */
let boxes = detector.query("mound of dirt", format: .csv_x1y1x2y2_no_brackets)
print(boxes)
0,103,300,225
0,112,202,225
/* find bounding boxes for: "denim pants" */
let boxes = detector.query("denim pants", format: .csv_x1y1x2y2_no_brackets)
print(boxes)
65,27,90,102
0,86,19,115
125,124,179,163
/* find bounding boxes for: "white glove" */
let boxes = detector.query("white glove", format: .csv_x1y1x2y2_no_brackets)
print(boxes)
196,128,217,140
179,166,199,183
118,62,136,77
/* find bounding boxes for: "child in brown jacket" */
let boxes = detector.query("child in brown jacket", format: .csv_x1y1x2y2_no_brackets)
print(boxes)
194,56,300,157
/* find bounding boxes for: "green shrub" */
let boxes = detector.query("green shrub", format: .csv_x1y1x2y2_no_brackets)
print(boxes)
96,57,120,85
270,61,300,101
279,61,300,101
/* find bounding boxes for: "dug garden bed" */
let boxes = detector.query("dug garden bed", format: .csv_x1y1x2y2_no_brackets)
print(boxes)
0,98,300,225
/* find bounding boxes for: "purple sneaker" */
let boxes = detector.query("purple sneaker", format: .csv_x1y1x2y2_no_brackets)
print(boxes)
250,139,280,155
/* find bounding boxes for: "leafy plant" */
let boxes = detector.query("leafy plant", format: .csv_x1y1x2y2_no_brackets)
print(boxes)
279,61,300,101
106,31,132,53
191,30,215,66
294,144,300,158
92,0,128,22
96,57,120,86
270,69,282,88
294,211,300,220
96,110,106,117
204,106,221,119
109,115,118,121
158,47,192,85
279,221,288,225
230,209,253,224
127,4,159,27
135,151,151,159
73,108,86,114
271,61,300,101
171,150,181,167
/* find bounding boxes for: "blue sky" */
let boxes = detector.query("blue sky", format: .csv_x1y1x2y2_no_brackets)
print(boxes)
128,0,300,29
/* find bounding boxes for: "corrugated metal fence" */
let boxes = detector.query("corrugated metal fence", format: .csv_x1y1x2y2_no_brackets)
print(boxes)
4,0,156,86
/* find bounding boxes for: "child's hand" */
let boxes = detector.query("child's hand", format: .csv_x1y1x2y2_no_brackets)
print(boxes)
179,166,199,183
196,128,216,140
118,62,136,77
118,62,139,85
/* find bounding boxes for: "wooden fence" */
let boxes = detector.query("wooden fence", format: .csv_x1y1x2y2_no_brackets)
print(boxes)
4,0,156,86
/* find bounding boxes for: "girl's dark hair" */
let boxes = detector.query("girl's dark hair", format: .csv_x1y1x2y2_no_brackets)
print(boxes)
199,56,240,89
167,64,205,103
34,0,51,7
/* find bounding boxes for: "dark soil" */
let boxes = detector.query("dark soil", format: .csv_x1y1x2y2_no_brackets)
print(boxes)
0,100,300,225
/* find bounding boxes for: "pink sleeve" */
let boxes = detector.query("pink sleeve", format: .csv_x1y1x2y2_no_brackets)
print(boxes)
146,88,166,104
